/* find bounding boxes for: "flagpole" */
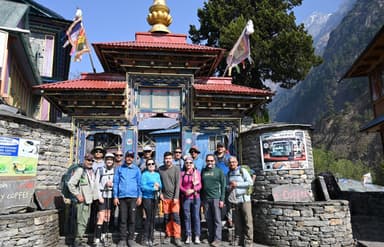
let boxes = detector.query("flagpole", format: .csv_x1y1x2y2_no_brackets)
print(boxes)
80,13,96,73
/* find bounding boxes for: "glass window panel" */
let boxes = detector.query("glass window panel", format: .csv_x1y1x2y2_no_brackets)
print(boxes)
152,89,168,110
169,89,180,110
140,89,151,109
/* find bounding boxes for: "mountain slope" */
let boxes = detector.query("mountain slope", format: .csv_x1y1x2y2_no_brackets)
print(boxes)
268,0,384,167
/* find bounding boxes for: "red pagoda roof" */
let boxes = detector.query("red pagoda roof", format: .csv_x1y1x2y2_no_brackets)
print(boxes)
92,32,225,76
194,77,273,97
34,73,126,91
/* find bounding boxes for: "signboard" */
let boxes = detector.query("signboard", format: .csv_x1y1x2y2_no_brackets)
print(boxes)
0,179,35,213
272,184,312,202
0,136,40,176
260,130,308,170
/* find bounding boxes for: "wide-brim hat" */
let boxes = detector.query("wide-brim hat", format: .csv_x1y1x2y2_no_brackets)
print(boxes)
189,145,200,154
92,146,106,155
105,152,115,160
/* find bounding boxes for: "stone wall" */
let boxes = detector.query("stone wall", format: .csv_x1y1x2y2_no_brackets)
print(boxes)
241,123,315,200
0,112,72,245
253,200,354,246
0,111,72,189
0,210,60,247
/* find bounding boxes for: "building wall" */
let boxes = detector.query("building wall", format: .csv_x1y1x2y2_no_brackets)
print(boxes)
0,111,72,189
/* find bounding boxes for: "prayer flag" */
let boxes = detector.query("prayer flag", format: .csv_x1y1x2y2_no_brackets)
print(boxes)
225,20,254,76
63,9,90,62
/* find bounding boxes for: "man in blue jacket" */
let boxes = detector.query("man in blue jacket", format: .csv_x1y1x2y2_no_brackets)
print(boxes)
113,151,142,247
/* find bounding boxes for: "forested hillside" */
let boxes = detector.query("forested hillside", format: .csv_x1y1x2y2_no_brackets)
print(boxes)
268,0,384,182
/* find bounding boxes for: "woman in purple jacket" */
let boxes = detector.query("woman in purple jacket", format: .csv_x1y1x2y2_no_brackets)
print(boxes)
180,157,202,244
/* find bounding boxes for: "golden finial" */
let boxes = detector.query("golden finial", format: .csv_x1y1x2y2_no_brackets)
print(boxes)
147,0,172,33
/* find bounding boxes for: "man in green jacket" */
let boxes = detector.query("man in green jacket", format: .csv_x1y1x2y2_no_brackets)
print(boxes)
201,154,226,247
68,153,99,247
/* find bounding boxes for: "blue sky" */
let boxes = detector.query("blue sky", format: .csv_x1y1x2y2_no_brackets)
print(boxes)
35,0,343,78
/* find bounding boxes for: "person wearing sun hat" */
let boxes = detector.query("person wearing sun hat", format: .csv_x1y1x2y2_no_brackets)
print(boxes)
94,152,115,245
189,145,205,172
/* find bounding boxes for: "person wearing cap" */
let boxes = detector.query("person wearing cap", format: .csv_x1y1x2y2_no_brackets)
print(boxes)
92,146,106,173
180,157,202,244
172,147,184,170
213,142,233,228
139,145,153,172
189,146,205,172
140,158,162,247
113,151,142,247
94,152,115,245
214,142,231,176
68,153,99,247
159,151,182,247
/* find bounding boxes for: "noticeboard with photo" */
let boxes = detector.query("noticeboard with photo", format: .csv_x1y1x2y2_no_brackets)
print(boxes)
260,130,308,171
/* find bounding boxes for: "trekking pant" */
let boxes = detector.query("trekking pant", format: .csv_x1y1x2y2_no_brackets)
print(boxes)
203,198,222,242
119,198,137,241
76,202,92,238
233,201,253,245
182,198,201,237
162,198,181,238
143,198,157,241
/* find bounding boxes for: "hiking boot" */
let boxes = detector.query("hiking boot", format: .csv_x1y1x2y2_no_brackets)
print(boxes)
211,240,221,247
194,236,201,244
174,238,183,247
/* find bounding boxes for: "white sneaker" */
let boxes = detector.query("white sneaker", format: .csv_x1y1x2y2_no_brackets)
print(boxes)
194,236,200,244
185,236,192,244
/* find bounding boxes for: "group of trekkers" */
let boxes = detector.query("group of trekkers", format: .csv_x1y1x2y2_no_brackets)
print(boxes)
66,143,255,247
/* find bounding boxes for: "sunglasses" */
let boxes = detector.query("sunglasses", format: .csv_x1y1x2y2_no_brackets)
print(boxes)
206,160,215,162
147,162,155,166
86,159,93,162
115,154,123,157
95,150,103,153
185,162,193,164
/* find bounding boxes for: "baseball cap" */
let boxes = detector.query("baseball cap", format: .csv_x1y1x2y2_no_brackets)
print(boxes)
143,145,152,152
125,151,135,157
216,142,225,148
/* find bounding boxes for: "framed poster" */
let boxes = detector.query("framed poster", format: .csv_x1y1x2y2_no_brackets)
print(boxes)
260,130,308,170
0,136,40,177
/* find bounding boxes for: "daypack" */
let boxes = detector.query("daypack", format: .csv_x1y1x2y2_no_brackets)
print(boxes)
240,165,254,195
60,163,84,202
227,165,254,195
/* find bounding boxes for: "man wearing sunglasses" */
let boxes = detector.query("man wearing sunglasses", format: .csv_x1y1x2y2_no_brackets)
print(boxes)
68,153,99,247
172,147,184,170
113,151,142,247
92,146,106,173
114,149,124,167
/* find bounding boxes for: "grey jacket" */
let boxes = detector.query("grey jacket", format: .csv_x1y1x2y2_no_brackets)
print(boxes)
68,167,99,204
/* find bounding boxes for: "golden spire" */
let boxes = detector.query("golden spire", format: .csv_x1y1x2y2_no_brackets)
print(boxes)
147,0,172,33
